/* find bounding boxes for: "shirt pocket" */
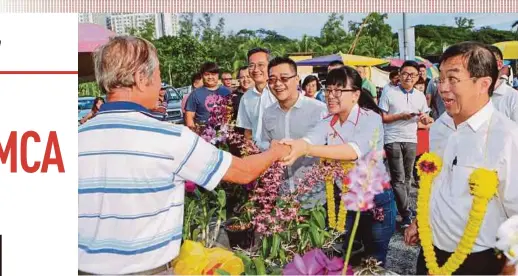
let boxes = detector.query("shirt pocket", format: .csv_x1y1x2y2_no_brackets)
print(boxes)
449,164,475,197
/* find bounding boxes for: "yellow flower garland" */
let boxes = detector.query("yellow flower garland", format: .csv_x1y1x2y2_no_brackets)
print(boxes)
415,152,499,275
324,160,354,233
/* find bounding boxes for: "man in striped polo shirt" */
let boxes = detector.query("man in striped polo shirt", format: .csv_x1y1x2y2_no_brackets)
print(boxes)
78,36,289,275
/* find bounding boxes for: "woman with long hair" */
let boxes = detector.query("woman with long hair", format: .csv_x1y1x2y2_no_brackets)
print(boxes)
80,97,104,125
281,66,396,266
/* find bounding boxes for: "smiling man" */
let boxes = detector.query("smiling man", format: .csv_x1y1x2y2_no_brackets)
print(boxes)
236,47,278,144
260,57,327,200
378,60,433,228
405,41,518,275
184,62,231,129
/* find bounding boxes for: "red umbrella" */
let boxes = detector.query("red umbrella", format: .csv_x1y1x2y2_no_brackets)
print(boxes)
78,23,116,82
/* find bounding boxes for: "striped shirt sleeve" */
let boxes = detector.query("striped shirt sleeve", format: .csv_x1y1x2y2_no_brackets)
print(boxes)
176,128,232,191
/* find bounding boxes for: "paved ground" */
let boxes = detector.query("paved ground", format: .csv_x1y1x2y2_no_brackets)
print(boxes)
385,186,419,275
215,186,420,275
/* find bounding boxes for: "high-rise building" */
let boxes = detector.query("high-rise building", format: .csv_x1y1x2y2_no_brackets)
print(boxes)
107,13,179,39
155,13,180,38
78,13,109,27
78,13,179,39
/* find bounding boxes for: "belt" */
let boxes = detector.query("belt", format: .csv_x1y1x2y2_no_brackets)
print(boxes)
78,263,170,275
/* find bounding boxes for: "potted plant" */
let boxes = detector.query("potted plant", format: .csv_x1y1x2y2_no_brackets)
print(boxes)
224,202,255,249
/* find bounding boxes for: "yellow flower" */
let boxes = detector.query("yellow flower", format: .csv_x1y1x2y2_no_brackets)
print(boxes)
416,152,442,178
469,168,499,199
416,153,498,275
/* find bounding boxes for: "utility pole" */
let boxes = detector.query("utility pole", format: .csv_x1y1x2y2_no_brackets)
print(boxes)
403,13,408,60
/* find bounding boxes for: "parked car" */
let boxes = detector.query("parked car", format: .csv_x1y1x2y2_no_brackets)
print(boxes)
78,96,96,125
165,87,184,124
78,96,106,125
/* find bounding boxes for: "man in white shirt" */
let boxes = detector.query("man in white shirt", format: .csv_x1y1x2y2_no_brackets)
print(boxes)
405,41,518,275
260,57,327,205
378,60,433,228
488,45,518,123
78,36,290,275
236,47,277,145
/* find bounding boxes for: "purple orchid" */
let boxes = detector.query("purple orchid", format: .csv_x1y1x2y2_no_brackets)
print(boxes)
283,249,353,275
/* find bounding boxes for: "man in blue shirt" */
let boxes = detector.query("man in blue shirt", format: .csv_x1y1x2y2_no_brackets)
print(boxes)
184,62,231,129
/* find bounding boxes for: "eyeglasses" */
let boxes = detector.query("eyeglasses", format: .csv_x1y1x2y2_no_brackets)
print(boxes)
248,63,267,70
324,88,356,98
400,72,419,79
267,75,297,85
222,78,232,81
437,77,477,87
238,76,251,80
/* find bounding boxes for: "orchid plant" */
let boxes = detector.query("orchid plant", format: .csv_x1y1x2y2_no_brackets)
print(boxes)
283,248,354,275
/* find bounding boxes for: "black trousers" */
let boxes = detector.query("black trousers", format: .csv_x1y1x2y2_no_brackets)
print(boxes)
416,246,505,275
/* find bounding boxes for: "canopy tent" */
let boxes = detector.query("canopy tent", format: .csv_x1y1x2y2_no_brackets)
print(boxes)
385,56,434,68
493,41,518,59
295,52,388,67
382,56,439,80
78,23,116,83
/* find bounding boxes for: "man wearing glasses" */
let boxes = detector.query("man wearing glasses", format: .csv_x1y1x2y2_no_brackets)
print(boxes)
221,71,234,90
237,48,278,145
378,60,433,228
259,57,327,201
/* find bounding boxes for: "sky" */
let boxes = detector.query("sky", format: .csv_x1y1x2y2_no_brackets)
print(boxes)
201,13,518,39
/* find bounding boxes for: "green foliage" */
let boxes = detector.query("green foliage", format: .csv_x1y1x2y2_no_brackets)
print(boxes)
78,82,102,97
83,13,517,92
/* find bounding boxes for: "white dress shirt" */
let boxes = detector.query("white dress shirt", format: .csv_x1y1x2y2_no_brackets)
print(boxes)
378,85,430,144
260,95,327,204
492,81,518,124
303,104,385,204
429,101,518,253
236,85,277,144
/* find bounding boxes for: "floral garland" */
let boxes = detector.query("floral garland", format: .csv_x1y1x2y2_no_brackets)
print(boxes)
302,159,353,232
416,152,499,275
325,161,355,232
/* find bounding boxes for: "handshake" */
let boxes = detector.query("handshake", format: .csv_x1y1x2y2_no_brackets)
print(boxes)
268,139,311,166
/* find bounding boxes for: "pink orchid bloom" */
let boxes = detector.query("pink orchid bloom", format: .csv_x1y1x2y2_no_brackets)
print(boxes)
283,249,353,275
184,181,197,193
343,150,390,211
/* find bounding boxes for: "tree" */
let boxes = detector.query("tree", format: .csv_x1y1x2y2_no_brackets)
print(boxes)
319,13,349,47
128,19,155,41
454,17,474,29
179,13,196,37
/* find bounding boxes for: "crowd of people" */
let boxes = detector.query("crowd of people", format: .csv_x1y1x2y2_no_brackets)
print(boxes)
78,35,518,275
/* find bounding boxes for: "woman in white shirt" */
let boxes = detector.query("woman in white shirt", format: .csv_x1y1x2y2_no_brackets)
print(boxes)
281,66,396,266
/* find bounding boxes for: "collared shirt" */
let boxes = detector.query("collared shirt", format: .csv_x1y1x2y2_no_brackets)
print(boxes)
260,95,328,204
303,104,385,203
381,83,398,96
78,101,232,274
429,101,518,253
236,85,277,143
378,85,430,144
492,81,518,123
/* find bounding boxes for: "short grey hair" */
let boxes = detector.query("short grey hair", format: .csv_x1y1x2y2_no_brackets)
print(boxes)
93,36,158,94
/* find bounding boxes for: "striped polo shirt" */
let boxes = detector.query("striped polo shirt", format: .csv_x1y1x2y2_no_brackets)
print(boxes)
78,101,232,274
